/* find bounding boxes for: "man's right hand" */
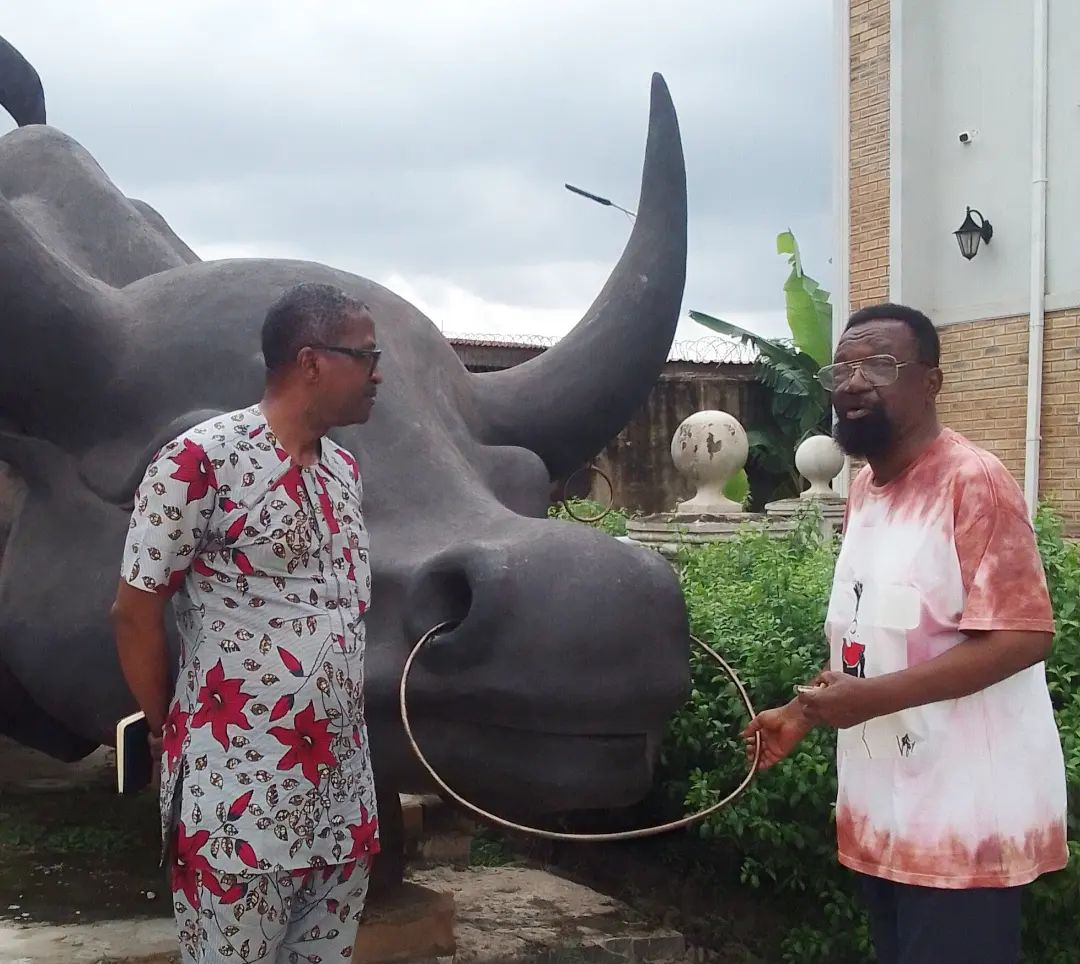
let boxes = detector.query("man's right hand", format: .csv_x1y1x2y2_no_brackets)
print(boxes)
740,702,813,771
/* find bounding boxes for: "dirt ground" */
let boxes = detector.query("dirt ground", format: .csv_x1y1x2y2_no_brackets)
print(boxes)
0,739,169,926
0,738,790,961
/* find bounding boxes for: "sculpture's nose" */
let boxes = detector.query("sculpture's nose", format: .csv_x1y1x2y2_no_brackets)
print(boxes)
401,518,690,736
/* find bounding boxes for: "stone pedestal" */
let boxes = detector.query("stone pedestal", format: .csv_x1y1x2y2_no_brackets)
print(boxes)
352,882,456,964
764,435,846,537
763,495,846,537
401,793,475,866
625,512,766,559
626,411,762,556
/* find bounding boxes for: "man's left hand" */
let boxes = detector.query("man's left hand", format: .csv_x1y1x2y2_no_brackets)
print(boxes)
797,671,884,729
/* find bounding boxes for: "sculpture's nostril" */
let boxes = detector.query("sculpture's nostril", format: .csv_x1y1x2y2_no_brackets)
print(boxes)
403,562,478,673
414,566,473,629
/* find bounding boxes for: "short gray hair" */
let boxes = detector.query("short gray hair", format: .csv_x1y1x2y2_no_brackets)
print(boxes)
261,283,370,371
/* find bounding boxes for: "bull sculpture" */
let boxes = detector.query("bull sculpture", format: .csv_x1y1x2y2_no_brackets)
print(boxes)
0,34,691,852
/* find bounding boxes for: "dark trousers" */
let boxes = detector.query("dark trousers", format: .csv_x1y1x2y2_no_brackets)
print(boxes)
858,873,1023,964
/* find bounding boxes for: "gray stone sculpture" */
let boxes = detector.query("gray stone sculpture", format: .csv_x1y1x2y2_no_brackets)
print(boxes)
0,36,690,831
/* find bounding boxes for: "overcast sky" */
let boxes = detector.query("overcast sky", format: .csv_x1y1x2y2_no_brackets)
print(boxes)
3,1,834,349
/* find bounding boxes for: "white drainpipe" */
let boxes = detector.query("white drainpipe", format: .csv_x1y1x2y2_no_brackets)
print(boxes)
1024,0,1049,518
831,0,851,497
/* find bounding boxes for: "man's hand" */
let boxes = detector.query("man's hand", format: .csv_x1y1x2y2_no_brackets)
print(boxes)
740,702,814,771
797,671,882,729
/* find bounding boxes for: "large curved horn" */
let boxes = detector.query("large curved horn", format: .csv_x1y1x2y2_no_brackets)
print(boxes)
0,35,46,127
471,73,687,479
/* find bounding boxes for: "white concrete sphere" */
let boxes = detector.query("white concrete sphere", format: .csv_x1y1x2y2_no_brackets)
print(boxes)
671,411,748,483
795,434,845,497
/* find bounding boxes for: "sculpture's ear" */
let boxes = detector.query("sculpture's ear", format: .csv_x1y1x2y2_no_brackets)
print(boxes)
0,194,123,439
78,409,225,508
0,431,71,493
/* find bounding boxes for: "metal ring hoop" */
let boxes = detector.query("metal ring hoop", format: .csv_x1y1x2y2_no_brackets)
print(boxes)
399,621,760,842
559,465,614,524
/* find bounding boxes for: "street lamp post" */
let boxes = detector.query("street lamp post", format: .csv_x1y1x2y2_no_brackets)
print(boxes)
564,183,636,221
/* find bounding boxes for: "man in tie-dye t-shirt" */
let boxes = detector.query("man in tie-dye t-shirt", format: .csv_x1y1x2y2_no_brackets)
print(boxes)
743,303,1067,964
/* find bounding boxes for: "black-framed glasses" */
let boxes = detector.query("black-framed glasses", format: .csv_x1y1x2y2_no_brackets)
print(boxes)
815,354,913,391
307,344,381,375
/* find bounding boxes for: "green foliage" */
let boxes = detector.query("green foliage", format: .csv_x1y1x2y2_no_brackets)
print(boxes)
664,510,870,963
656,505,1080,962
1024,506,1080,963
688,230,833,506
723,466,750,507
548,499,632,537
470,828,516,867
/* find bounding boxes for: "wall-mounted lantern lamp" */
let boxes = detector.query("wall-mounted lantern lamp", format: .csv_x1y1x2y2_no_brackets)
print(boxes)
954,207,993,260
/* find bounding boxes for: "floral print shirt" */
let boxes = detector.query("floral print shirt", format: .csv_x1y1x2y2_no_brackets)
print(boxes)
122,405,380,875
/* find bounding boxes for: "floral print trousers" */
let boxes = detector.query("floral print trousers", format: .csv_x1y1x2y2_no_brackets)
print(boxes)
172,856,371,963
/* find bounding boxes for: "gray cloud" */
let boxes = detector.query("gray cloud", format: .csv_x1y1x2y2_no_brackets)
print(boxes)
3,0,833,340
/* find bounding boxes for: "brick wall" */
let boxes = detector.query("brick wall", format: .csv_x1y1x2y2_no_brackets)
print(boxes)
1040,310,1080,528
937,312,1080,531
849,0,891,309
937,320,1027,480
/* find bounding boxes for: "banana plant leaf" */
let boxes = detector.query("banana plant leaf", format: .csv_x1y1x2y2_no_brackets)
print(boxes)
776,229,832,366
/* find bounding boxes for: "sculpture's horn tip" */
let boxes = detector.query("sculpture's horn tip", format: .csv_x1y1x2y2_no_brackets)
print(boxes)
648,73,676,121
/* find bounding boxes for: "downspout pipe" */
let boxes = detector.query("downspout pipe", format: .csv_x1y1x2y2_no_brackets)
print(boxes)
832,0,851,497
1024,0,1048,518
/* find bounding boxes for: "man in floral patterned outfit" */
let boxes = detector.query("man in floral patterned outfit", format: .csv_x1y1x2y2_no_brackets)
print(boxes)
113,283,384,963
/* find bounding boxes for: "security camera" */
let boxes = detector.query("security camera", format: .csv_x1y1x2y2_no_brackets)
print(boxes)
958,131,974,145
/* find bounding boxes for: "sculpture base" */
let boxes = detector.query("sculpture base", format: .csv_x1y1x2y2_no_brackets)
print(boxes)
353,882,456,963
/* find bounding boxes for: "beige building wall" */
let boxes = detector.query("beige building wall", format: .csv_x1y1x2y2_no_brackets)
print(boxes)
847,0,1080,531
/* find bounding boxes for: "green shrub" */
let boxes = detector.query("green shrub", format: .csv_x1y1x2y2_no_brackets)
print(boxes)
1024,507,1080,964
665,509,870,963
548,499,632,537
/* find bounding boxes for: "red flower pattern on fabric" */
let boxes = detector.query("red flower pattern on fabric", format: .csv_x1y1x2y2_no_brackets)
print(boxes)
225,512,248,543
316,472,340,534
171,821,213,907
168,438,218,503
192,558,216,578
162,706,189,774
273,465,305,508
155,566,188,597
336,446,360,482
191,660,254,751
269,701,337,786
347,806,379,860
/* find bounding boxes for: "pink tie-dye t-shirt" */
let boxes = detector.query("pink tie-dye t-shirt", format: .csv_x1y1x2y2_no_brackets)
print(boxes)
826,428,1068,888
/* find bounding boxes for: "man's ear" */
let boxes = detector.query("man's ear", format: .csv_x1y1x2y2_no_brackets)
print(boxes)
927,366,943,401
296,347,321,382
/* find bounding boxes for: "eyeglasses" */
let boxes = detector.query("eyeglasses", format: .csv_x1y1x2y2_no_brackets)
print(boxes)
307,345,381,375
815,354,913,391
